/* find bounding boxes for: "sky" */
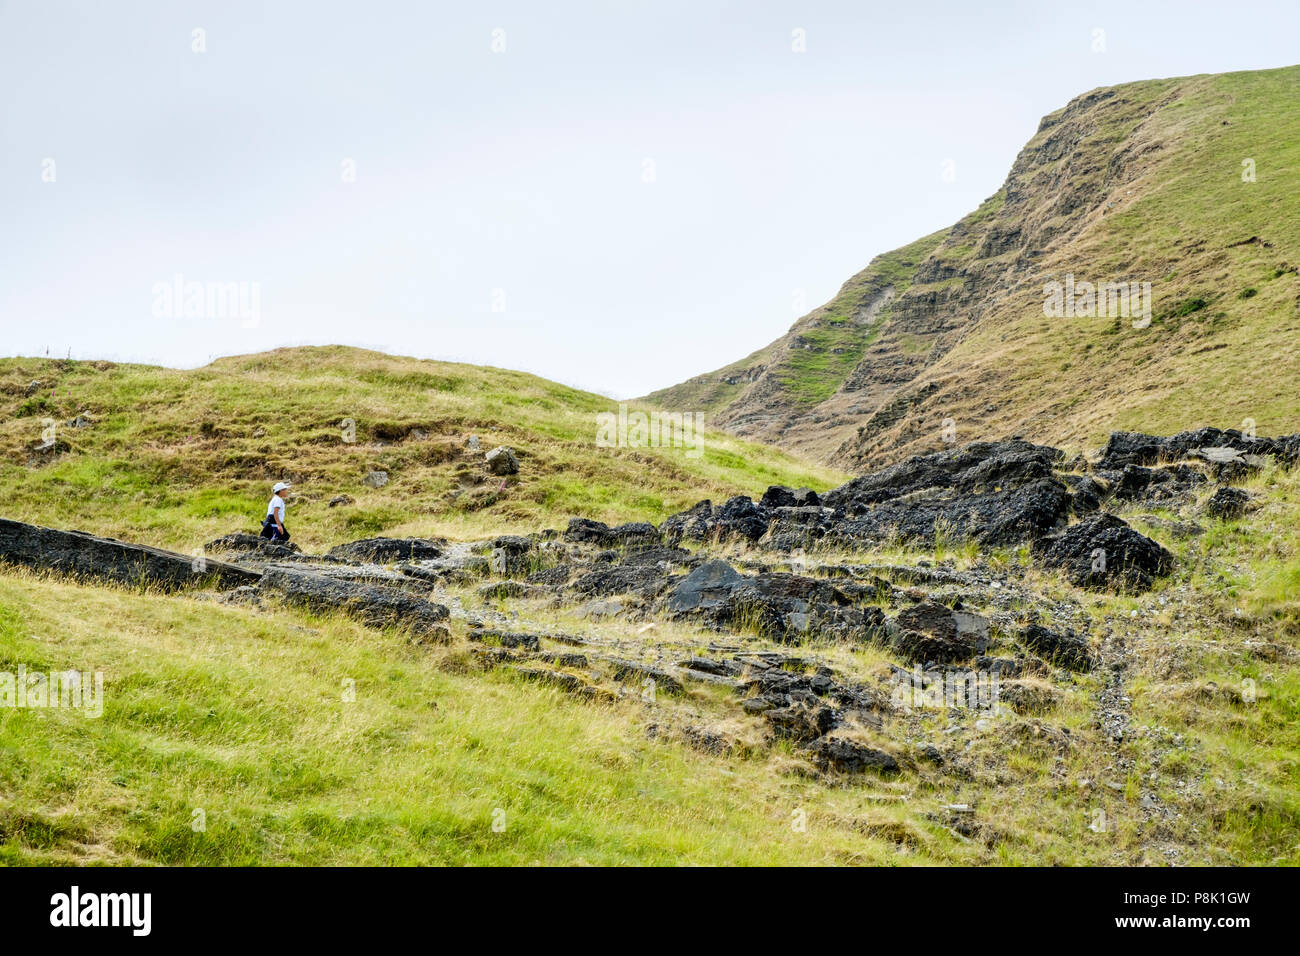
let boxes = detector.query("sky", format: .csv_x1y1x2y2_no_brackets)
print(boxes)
2,0,1297,398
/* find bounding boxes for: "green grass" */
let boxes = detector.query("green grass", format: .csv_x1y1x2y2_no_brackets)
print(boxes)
650,65,1300,467
0,347,845,554
0,569,974,865
910,64,1300,458
2,456,1300,864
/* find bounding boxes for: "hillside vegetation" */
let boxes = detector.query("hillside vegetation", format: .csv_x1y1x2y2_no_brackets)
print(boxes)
648,64,1300,469
0,347,843,554
2,453,1298,865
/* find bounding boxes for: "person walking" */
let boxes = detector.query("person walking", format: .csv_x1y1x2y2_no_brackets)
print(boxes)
261,481,292,543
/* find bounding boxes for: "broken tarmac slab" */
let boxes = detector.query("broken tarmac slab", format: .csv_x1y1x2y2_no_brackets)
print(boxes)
0,517,262,591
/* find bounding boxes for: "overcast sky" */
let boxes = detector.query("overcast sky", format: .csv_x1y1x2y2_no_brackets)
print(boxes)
2,0,1297,398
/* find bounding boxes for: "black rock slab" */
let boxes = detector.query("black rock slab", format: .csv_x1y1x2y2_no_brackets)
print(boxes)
0,518,261,591
259,567,450,639
326,537,445,562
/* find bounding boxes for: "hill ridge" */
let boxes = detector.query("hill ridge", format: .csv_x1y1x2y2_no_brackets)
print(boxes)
646,64,1300,470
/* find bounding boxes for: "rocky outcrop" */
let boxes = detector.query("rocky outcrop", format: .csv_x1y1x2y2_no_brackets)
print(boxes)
822,440,1063,513
661,440,1074,551
327,537,445,562
1019,622,1093,671
1096,428,1300,471
889,602,990,665
806,737,899,774
485,446,519,475
205,533,301,559
1033,513,1174,591
661,559,885,643
1205,486,1252,519
648,69,1300,473
258,567,450,640
0,518,261,591
563,518,661,548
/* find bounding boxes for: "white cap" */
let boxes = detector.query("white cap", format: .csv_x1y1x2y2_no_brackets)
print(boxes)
273,481,292,493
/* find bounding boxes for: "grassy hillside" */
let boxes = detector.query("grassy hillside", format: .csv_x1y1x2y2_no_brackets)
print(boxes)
646,227,948,416
0,569,929,865
648,64,1300,469
0,347,844,554
869,65,1300,469
2,459,1298,864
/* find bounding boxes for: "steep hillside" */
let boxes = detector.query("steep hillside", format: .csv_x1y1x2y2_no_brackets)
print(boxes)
0,347,843,553
647,65,1300,470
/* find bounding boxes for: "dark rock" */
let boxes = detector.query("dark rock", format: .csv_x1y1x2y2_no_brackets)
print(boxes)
205,533,301,557
1061,474,1105,515
760,486,822,508
679,656,742,677
663,559,747,615
572,564,668,599
468,629,541,651
485,446,520,475
891,602,987,664
828,478,1071,548
508,666,609,701
327,537,444,562
660,499,714,542
1096,428,1300,471
973,656,1025,677
328,495,355,508
258,567,450,639
489,536,534,575
1103,463,1207,506
822,440,1064,513
663,559,880,643
492,534,533,553
805,737,899,774
715,496,769,541
525,565,572,586
1034,513,1174,590
564,517,611,544
1020,623,1093,671
563,518,658,546
916,744,944,765
679,725,733,756
607,659,684,695
763,703,838,741
1205,486,1251,519
608,522,661,546
0,518,260,591
478,580,548,600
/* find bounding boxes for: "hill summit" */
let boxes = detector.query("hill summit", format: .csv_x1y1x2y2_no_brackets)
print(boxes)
646,64,1300,468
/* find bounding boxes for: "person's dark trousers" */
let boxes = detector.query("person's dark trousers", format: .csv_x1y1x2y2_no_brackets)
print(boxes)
260,517,290,543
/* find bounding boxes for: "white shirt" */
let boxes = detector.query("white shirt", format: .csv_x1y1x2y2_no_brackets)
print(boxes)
267,494,287,521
